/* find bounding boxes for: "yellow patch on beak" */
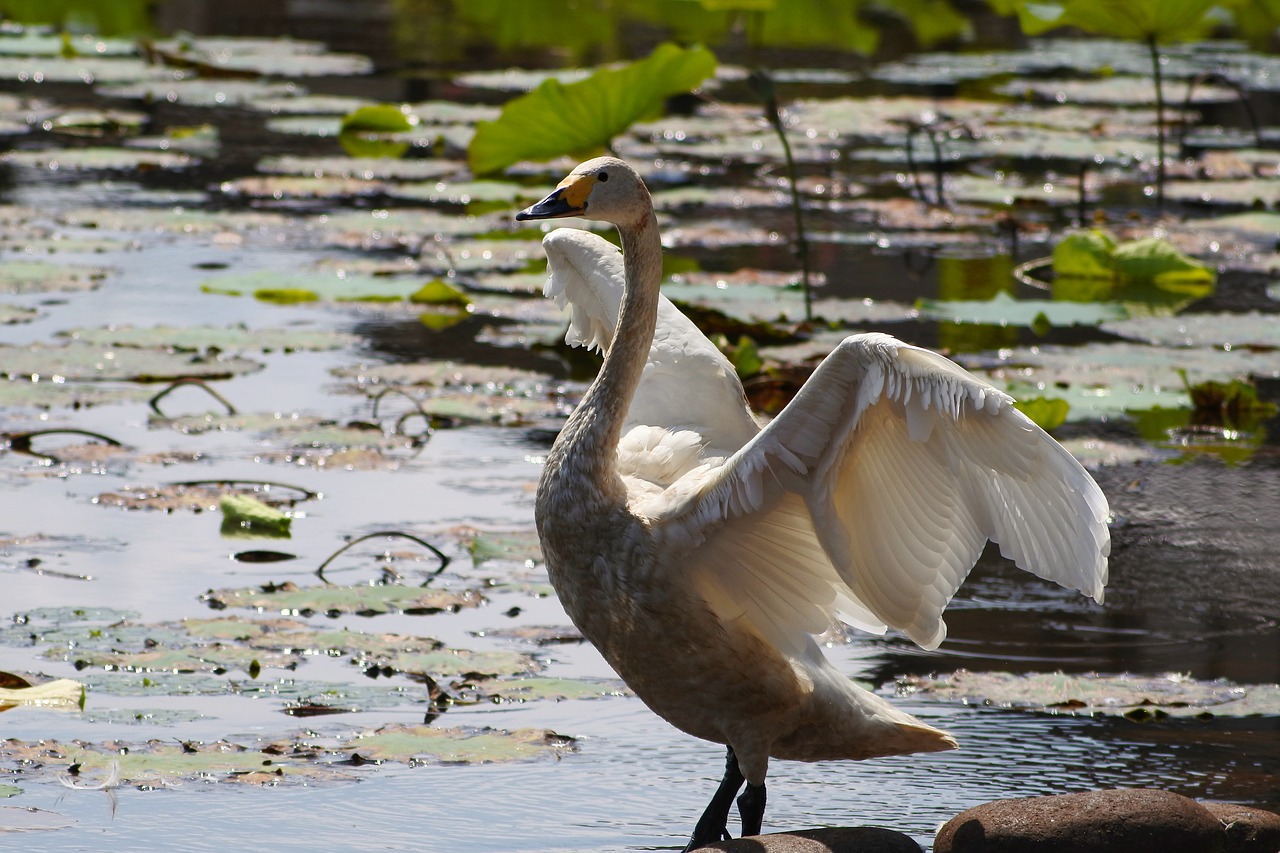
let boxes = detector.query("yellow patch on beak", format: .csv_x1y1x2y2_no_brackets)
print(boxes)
556,173,597,210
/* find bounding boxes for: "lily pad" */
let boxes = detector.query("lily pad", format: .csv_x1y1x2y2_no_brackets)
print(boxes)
1100,311,1280,348
0,259,107,293
0,342,261,382
345,724,573,764
257,155,459,182
901,669,1280,719
200,269,431,303
98,78,302,108
918,291,1128,328
4,147,194,171
95,482,310,513
60,325,358,354
201,582,484,617
0,303,38,323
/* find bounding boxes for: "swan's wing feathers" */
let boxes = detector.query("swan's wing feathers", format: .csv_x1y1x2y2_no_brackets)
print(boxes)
543,228,760,453
542,228,623,352
657,332,1109,652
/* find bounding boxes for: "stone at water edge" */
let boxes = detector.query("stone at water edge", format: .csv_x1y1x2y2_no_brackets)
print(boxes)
933,788,1226,853
704,826,923,852
1202,802,1280,853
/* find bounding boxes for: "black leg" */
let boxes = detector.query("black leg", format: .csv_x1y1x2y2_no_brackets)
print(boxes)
737,782,766,838
683,747,745,852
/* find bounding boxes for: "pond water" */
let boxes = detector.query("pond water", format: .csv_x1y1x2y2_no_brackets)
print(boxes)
1,5,1280,851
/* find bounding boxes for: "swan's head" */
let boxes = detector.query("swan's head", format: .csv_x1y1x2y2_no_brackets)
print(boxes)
516,157,648,227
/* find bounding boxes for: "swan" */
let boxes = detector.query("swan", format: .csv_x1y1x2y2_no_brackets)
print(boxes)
516,157,1109,850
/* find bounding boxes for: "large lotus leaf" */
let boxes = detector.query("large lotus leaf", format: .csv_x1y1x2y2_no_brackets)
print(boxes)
201,582,484,616
468,42,716,175
1111,237,1216,289
473,677,626,703
0,381,149,411
50,644,297,674
1053,229,1117,280
0,342,261,382
381,648,535,678
61,325,358,353
1013,0,1216,41
902,669,1280,718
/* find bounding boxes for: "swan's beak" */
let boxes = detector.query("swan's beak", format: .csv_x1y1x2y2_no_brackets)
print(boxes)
516,174,595,221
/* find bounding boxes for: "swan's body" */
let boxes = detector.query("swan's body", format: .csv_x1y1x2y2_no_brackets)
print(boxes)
517,158,1109,849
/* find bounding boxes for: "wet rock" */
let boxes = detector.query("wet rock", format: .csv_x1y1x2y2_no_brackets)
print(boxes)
705,826,923,852
933,788,1225,853
1202,802,1280,853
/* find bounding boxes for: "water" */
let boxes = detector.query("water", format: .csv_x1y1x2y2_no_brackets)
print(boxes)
1,8,1280,851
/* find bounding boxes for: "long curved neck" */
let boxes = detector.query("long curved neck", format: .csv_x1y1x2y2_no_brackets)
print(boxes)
550,206,662,488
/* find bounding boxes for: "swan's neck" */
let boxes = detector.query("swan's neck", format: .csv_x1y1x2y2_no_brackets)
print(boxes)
549,207,662,490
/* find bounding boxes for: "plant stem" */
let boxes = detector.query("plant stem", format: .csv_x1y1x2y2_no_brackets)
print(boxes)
750,70,812,322
1149,35,1165,213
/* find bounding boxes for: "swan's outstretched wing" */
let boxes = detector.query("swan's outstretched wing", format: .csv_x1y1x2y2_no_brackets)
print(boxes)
651,332,1110,652
542,228,759,459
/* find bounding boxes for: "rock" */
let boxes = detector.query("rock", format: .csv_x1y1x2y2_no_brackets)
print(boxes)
934,788,1226,853
1202,802,1280,853
705,826,923,852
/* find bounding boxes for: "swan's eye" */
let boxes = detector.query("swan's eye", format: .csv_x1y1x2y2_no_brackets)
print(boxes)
597,171,609,182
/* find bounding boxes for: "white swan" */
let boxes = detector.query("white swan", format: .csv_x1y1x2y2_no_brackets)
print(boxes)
516,157,1109,850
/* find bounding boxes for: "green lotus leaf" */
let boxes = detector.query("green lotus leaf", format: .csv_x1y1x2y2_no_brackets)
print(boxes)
202,582,484,616
1111,236,1216,290
344,724,574,763
1052,229,1117,281
1012,0,1216,41
468,42,717,175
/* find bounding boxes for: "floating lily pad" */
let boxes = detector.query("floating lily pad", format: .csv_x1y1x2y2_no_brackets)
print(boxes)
476,676,626,703
202,582,484,617
0,259,106,293
4,147,194,171
218,174,388,201
79,707,206,726
0,303,38,323
995,75,1234,106
148,37,373,77
901,670,1280,719
0,55,171,85
334,361,546,390
60,206,291,235
0,380,150,410
0,342,261,382
61,325,358,354
201,269,430,303
0,806,73,831
95,482,309,513
99,78,302,108
257,155,459,182
52,642,297,675
385,180,552,207
1100,311,1280,348
381,648,534,679
1163,178,1280,208
345,724,573,764
918,292,1128,328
